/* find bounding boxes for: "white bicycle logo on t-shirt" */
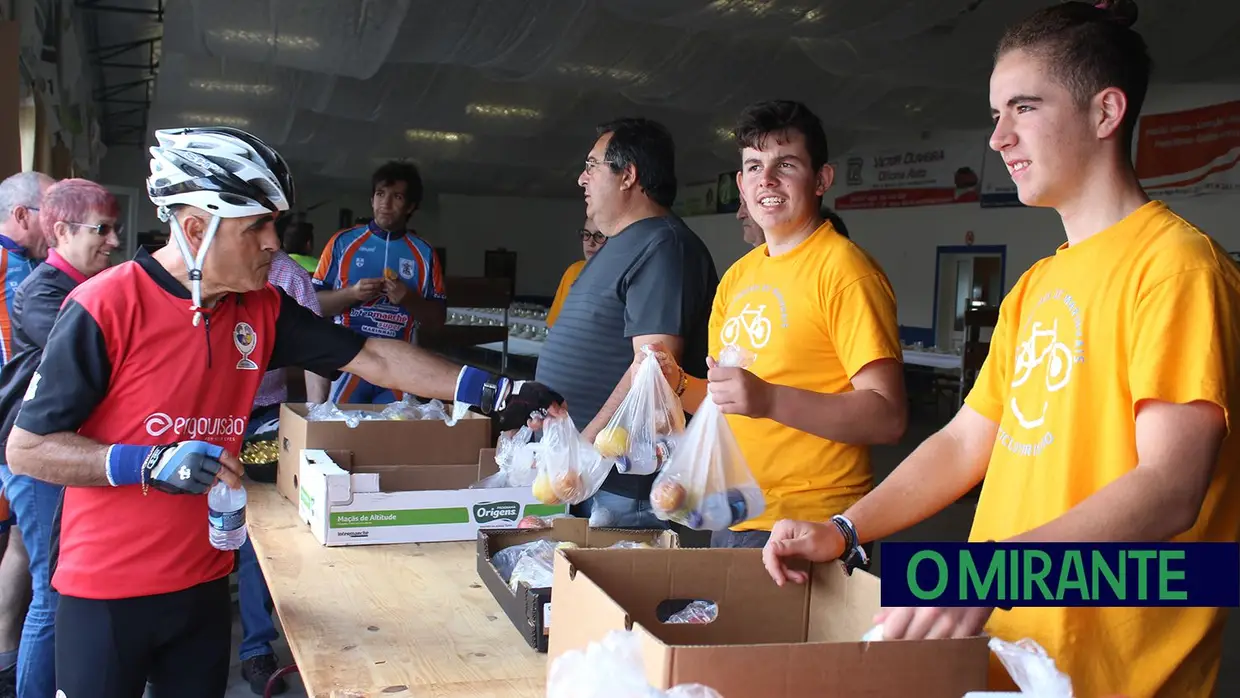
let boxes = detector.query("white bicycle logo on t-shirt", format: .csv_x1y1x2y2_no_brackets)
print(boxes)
1009,319,1074,429
721,303,772,349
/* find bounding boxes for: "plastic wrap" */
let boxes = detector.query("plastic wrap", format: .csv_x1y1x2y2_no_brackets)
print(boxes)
989,637,1075,698
306,399,456,428
592,346,686,476
530,410,614,506
547,629,725,698
472,427,541,489
648,346,765,531
666,600,718,625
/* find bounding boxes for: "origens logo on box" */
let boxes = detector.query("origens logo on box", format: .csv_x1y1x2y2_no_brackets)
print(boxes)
473,501,521,525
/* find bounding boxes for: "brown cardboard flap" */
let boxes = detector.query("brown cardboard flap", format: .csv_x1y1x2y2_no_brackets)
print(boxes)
550,550,634,659
478,448,500,479
806,561,882,643
565,548,806,647
351,464,482,492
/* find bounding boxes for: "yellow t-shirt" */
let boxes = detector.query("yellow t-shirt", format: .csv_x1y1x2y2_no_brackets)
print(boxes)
966,201,1240,698
546,260,585,327
708,221,902,531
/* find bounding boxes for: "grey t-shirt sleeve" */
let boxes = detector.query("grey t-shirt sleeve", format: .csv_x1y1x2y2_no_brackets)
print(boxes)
623,237,688,339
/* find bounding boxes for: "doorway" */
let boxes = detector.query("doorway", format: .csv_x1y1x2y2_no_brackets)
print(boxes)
932,245,1006,350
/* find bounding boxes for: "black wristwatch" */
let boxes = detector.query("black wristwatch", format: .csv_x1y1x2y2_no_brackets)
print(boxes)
479,378,499,415
830,514,870,575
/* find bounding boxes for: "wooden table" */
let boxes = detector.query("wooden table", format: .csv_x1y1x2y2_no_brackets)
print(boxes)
247,484,548,697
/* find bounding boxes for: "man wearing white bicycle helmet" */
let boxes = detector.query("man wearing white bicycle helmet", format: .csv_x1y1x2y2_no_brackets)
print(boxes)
3,126,562,698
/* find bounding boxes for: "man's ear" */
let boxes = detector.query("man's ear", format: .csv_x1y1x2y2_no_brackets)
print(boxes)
176,211,207,251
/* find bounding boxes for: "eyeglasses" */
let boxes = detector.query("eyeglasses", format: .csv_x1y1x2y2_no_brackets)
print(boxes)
64,221,123,238
582,157,617,175
579,229,606,244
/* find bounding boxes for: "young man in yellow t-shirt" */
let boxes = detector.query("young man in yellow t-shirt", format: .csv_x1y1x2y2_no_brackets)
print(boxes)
651,100,908,549
547,219,605,327
763,3,1240,697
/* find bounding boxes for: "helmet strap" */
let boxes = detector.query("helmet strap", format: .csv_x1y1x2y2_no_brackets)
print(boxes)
168,213,222,327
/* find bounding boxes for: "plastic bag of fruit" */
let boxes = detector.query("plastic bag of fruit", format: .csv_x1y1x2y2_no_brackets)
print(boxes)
648,345,765,531
590,345,685,476
548,629,724,698
530,407,614,506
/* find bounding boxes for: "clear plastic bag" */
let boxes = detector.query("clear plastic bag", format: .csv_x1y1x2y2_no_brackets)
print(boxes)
531,410,614,506
306,401,368,428
648,346,765,531
378,396,451,422
547,629,725,698
666,601,718,625
592,345,686,476
490,539,557,585
989,637,1075,697
472,427,540,489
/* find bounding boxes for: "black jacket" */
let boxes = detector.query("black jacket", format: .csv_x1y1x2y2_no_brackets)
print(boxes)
0,262,82,452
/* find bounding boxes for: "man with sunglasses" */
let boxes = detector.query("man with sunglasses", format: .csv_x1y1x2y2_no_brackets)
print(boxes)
536,118,718,528
3,127,563,698
547,219,606,327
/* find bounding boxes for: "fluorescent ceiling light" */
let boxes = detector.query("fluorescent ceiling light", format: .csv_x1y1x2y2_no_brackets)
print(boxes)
465,103,542,120
206,29,321,51
555,63,648,85
708,0,824,22
405,129,472,144
189,79,276,96
715,127,734,141
180,112,251,127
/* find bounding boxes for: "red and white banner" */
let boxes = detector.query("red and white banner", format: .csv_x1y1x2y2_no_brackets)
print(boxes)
1135,100,1240,198
830,134,985,210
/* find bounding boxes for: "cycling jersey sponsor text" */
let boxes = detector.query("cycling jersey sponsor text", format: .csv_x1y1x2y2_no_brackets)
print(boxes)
144,412,248,439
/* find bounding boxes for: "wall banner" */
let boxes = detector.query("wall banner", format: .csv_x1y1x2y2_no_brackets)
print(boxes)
1135,100,1240,199
831,134,985,211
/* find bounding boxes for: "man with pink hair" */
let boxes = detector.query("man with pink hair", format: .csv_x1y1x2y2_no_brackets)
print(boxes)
0,178,119,698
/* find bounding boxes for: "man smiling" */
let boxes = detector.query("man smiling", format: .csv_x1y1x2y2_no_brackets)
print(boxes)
651,100,907,548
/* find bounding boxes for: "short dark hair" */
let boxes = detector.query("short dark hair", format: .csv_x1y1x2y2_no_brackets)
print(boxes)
732,100,831,171
284,221,314,254
371,161,424,209
596,118,678,208
996,0,1149,147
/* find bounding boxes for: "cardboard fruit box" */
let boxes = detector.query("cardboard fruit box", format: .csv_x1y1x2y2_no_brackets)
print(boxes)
548,547,991,698
275,402,494,504
296,447,567,546
476,517,680,653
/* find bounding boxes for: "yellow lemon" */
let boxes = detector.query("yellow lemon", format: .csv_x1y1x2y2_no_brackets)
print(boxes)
532,472,560,505
594,426,629,458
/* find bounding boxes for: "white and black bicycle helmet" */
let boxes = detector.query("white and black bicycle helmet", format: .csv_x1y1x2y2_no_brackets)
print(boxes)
147,126,295,325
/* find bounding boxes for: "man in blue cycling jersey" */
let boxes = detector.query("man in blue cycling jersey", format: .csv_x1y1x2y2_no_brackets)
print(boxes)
313,161,446,404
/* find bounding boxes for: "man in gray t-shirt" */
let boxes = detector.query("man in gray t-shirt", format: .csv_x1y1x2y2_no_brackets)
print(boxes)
536,118,718,528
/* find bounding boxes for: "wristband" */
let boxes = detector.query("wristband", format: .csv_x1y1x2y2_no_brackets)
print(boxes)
455,366,512,413
106,444,151,487
829,514,870,575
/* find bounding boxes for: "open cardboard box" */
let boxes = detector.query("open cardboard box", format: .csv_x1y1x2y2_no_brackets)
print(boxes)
477,517,681,653
548,547,990,698
297,447,567,546
276,402,494,504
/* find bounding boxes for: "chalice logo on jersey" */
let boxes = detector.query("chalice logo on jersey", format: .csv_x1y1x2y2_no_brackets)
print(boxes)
1000,288,1085,458
234,322,259,371
399,258,415,280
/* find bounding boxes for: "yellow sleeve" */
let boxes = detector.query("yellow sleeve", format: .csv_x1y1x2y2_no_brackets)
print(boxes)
826,272,903,379
546,262,581,327
964,298,1017,423
1129,268,1238,429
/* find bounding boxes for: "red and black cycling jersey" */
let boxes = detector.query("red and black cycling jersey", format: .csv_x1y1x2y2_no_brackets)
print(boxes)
16,250,365,600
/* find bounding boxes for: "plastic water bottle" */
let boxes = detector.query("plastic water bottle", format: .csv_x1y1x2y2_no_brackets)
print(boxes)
208,481,248,551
